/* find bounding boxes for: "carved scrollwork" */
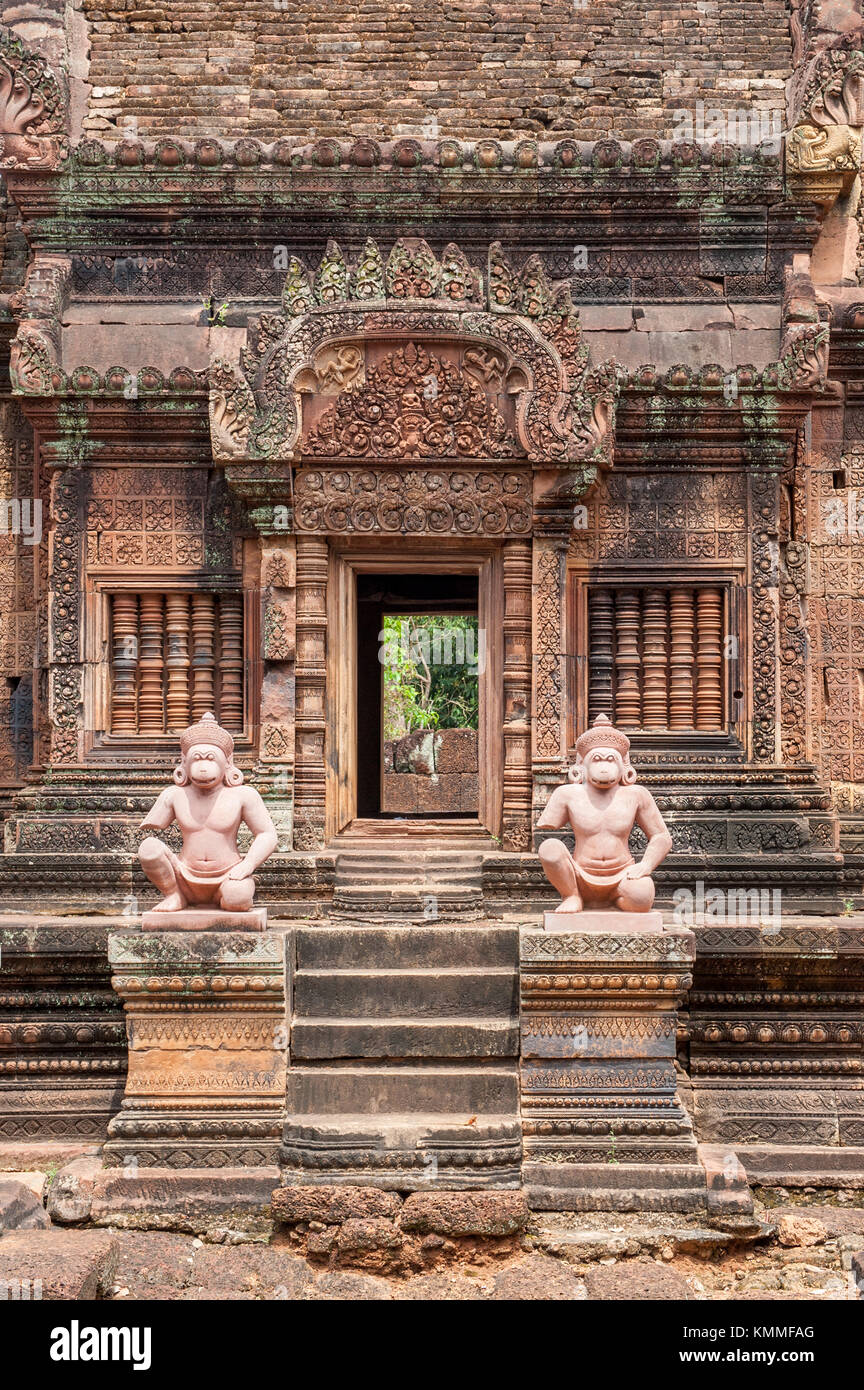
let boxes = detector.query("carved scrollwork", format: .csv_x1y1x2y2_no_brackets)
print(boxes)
293,466,531,535
0,26,66,169
303,340,518,461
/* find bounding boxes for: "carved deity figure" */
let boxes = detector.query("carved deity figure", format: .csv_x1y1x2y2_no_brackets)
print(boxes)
537,713,672,914
139,712,278,914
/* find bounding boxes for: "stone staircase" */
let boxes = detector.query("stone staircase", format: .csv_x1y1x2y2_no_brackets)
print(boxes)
330,848,485,923
280,924,522,1189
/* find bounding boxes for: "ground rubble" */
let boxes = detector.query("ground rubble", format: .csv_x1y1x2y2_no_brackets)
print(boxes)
0,1165,862,1300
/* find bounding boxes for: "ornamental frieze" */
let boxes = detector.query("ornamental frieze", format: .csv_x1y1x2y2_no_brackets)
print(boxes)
293,467,531,536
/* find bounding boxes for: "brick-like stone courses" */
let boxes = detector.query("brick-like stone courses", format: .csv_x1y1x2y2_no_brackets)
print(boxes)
80,0,792,141
0,400,36,787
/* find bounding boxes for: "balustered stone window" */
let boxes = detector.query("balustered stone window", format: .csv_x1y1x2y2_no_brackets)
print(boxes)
109,590,244,736
587,584,726,732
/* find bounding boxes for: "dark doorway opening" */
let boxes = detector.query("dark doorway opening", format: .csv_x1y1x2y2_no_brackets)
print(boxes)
356,572,480,819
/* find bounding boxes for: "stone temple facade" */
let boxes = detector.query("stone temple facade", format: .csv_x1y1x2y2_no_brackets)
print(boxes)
0,1,864,1210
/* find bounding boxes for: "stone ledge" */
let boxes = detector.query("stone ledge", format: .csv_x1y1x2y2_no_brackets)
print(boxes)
88,1167,280,1238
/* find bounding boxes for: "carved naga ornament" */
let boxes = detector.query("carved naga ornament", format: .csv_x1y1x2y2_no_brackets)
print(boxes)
209,238,619,486
0,26,67,169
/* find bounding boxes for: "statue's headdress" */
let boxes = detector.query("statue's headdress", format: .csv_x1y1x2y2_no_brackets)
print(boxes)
569,713,636,784
179,711,234,758
174,711,243,786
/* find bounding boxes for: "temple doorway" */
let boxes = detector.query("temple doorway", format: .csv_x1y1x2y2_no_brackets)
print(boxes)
325,544,504,842
355,572,480,820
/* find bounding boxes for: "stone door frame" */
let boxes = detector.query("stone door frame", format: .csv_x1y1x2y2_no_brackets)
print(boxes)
325,539,504,842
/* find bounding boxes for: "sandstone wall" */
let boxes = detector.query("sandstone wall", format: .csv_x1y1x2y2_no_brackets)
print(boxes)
383,728,478,815
79,0,792,141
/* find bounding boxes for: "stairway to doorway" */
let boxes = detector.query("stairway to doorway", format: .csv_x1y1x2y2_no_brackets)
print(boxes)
280,924,522,1190
331,843,488,923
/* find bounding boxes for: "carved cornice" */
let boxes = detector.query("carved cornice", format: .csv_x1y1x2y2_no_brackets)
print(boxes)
8,252,209,403
1,135,785,235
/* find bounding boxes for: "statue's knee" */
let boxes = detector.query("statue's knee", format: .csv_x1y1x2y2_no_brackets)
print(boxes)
620,876,655,911
538,837,567,866
139,836,166,868
221,876,254,911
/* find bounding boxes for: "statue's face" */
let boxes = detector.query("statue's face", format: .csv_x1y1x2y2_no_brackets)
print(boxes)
185,743,228,789
584,747,624,788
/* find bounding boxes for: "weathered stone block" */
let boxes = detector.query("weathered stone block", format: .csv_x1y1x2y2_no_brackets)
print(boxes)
435,729,478,774
46,1155,104,1225
0,1178,50,1231
400,1190,529,1237
0,1230,119,1300
271,1185,402,1225
89,1168,279,1238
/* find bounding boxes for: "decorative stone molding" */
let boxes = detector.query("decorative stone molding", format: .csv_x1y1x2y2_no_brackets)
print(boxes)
210,239,619,488
104,932,287,1169
55,135,783,179
293,467,532,537
519,926,708,1211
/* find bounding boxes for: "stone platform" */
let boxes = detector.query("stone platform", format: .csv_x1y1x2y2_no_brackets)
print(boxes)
544,910,663,934
141,907,267,932
103,932,287,1169
519,924,709,1213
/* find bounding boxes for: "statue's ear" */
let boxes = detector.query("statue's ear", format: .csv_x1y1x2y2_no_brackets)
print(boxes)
621,758,637,786
567,757,585,785
225,762,244,787
172,761,188,786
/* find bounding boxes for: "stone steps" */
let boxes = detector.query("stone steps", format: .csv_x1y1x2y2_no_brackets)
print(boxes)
292,1017,519,1059
286,1064,519,1115
296,925,519,969
523,1162,709,1214
331,849,485,921
280,1113,522,1190
294,967,518,1018
284,923,521,1188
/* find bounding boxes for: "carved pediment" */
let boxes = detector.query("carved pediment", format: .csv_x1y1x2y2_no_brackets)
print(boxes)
209,238,619,480
303,341,519,461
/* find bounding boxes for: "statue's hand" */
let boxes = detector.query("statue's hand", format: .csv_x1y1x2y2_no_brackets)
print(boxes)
226,863,251,882
623,862,650,881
